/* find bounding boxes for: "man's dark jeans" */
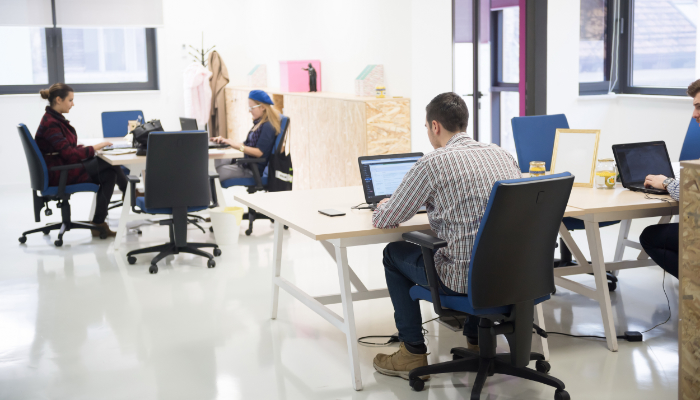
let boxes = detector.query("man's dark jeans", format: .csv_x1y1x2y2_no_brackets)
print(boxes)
639,223,679,279
383,241,479,346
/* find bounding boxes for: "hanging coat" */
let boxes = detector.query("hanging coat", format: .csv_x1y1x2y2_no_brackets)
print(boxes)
208,51,230,138
183,63,212,127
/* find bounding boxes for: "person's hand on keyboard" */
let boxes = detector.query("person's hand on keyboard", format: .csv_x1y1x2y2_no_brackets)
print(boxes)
93,141,113,151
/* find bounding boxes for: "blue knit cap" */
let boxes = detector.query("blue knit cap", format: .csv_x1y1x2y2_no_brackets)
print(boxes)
248,90,274,105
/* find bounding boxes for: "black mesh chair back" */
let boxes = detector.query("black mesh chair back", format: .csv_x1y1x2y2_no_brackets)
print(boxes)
17,124,48,192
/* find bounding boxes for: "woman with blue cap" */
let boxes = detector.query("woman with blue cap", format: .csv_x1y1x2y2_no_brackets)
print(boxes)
212,90,281,181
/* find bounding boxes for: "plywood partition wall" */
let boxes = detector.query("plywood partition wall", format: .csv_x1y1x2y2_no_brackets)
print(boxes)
679,160,700,400
225,87,411,190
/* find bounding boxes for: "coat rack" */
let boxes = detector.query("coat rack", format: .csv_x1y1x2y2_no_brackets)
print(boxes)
189,32,215,67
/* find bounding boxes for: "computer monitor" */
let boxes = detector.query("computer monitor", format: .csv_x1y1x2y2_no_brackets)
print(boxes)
179,117,198,131
612,141,675,187
358,153,423,205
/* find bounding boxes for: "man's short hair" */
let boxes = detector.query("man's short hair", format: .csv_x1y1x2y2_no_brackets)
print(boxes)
426,92,469,133
688,79,700,98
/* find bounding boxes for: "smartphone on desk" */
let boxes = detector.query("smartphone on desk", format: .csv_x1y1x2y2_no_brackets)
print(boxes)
319,209,346,217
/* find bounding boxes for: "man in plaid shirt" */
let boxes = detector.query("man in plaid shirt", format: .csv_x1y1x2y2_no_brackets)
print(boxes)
372,93,521,381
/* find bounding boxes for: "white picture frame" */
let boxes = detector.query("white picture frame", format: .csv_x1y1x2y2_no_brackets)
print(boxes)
550,129,601,188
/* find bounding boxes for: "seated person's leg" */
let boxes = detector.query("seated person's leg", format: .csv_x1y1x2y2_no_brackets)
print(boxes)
215,159,253,181
640,223,679,279
90,168,118,236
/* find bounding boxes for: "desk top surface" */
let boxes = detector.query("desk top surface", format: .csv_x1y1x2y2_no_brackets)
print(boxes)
566,184,677,213
80,138,244,166
235,186,587,241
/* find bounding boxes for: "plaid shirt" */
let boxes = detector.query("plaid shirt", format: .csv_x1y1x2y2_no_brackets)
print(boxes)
372,133,521,293
666,179,680,201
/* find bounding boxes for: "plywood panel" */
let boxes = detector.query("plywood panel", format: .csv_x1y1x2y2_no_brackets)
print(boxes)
679,160,700,400
225,87,255,141
366,99,411,155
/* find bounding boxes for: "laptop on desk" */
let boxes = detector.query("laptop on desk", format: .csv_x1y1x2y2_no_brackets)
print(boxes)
180,117,230,149
358,152,426,211
612,141,675,195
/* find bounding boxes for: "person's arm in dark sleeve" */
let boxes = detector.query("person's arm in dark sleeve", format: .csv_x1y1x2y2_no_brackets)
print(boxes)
372,159,435,229
44,126,94,161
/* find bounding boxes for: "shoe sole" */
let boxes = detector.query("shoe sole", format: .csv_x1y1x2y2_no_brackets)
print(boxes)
373,362,430,381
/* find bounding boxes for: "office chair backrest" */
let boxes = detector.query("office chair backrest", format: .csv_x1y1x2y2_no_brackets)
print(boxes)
511,114,569,173
144,131,210,209
101,110,144,138
17,124,48,192
680,117,700,161
467,173,574,310
272,115,290,156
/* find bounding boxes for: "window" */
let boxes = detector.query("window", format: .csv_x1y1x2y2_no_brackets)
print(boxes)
491,5,520,158
0,27,158,95
579,0,612,95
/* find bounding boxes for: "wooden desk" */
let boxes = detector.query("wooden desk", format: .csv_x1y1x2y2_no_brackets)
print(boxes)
81,138,244,249
235,186,581,390
554,184,678,351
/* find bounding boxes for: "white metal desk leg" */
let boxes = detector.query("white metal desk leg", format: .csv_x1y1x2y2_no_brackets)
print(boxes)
534,303,549,361
584,221,619,351
271,220,283,319
114,183,131,251
613,219,632,262
209,160,227,208
334,245,362,391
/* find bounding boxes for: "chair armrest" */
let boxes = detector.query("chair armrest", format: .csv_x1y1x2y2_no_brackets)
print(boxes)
402,232,447,250
49,163,83,172
235,157,266,164
208,174,219,208
127,175,141,213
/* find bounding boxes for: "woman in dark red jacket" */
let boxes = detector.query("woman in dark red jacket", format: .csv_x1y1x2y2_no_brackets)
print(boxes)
35,83,126,237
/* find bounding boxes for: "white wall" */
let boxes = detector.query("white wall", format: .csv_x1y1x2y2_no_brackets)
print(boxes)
547,1,693,161
0,0,454,187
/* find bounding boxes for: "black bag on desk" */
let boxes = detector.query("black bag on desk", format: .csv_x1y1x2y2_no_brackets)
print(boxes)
132,119,163,154
267,135,293,193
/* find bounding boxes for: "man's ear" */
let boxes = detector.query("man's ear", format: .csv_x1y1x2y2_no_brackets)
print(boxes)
431,120,440,136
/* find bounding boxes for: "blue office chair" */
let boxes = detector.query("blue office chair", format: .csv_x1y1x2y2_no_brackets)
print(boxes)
403,173,574,400
512,114,620,291
125,131,221,274
17,124,108,247
680,117,700,161
101,110,144,138
220,115,290,236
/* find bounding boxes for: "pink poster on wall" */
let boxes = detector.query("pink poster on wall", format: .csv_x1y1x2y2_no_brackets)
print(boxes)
280,60,322,92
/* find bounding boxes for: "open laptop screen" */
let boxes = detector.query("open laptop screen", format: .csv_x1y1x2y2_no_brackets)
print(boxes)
358,153,423,204
613,141,674,186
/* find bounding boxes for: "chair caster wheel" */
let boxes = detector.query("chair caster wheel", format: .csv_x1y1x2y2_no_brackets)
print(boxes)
54,239,63,247
18,236,27,244
137,230,142,235
535,360,551,374
284,225,289,230
149,265,158,274
213,248,222,257
42,229,50,235
554,389,570,400
99,232,108,239
127,256,137,265
608,281,617,291
245,229,252,236
552,287,557,295
209,226,214,233
409,378,425,391
452,353,463,361
207,259,216,268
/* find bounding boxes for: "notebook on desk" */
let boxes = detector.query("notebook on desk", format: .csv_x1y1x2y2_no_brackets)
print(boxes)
358,152,426,211
612,141,675,195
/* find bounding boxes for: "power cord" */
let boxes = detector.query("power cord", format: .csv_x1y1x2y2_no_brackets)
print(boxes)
351,202,373,210
644,193,674,203
358,316,441,346
543,272,671,342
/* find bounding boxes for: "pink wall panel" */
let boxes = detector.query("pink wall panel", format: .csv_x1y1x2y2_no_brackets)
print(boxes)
280,60,322,92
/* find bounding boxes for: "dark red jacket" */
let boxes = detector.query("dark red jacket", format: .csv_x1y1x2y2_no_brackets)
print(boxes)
35,106,95,187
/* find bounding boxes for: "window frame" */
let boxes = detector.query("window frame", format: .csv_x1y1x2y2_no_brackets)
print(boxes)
491,8,519,147
578,0,615,96
0,27,159,95
617,0,689,96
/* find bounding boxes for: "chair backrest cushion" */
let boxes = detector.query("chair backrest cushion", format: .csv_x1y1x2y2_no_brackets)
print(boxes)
680,117,700,161
272,115,290,155
467,172,574,309
102,111,144,138
144,131,210,209
511,114,569,173
17,124,48,191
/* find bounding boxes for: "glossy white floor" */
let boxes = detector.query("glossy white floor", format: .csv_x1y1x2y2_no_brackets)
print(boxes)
0,185,678,400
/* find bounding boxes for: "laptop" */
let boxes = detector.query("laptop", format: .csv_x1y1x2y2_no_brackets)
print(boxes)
358,152,425,210
612,141,675,195
103,142,133,150
179,117,198,131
